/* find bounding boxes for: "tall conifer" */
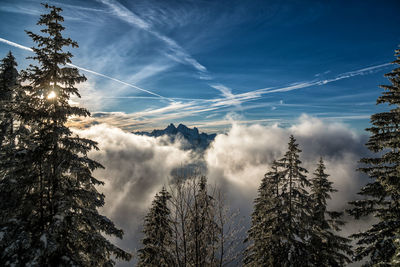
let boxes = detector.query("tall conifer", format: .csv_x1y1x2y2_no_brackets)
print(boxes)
348,45,400,265
0,4,131,265
309,158,352,266
138,187,175,267
277,135,311,266
0,51,18,146
244,161,284,266
245,135,312,266
0,51,35,265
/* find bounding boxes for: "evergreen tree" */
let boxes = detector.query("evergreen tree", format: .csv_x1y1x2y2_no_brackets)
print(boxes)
0,51,18,146
244,161,284,266
244,135,312,266
0,51,35,265
0,51,20,184
348,45,400,265
277,135,312,266
0,4,131,265
309,158,352,266
138,187,175,267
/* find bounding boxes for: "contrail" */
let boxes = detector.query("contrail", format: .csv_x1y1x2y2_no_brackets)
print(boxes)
98,0,208,73
0,37,33,51
0,37,172,101
66,63,172,101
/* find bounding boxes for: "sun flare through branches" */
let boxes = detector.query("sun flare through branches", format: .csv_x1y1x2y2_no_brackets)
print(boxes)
47,91,56,100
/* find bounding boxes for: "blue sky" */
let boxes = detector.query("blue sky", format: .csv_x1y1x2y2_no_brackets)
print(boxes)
0,0,399,132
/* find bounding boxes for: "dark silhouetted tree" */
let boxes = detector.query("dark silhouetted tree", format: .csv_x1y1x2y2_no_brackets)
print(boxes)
0,51,18,146
0,4,131,266
348,45,400,266
0,51,35,265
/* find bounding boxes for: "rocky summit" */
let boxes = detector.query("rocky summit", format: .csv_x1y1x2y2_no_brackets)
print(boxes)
134,123,216,150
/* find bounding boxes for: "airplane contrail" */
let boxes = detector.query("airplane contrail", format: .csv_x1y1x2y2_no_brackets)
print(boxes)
66,63,172,101
0,37,33,52
0,37,173,101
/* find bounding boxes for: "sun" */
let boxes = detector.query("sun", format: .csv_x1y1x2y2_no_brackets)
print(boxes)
47,91,56,99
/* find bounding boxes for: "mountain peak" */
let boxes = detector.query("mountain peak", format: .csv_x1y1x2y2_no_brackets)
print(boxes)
167,123,176,129
165,123,177,134
134,123,216,150
176,123,199,134
177,123,186,129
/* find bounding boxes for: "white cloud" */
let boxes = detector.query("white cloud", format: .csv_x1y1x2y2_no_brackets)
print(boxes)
210,84,242,108
128,62,172,84
71,80,112,111
70,116,371,266
68,63,171,101
0,36,390,121
98,0,207,73
0,37,171,104
205,115,369,226
99,0,151,30
73,124,192,258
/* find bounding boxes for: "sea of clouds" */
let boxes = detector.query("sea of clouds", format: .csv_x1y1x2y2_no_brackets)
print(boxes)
73,114,373,266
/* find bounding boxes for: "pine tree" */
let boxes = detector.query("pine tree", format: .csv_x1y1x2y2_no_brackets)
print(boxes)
137,187,175,267
0,4,131,265
0,51,18,146
244,135,312,266
0,52,35,265
244,160,284,266
277,135,312,266
309,158,352,266
348,45,400,265
0,51,20,182
0,52,18,218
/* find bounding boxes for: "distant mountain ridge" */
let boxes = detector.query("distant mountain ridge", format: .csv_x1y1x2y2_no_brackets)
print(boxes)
134,123,216,150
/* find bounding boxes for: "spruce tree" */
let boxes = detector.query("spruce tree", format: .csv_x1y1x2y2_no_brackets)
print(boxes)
348,45,400,265
0,51,20,175
309,158,352,266
1,4,131,265
245,135,312,266
137,187,175,267
277,135,312,266
244,160,284,266
0,51,19,210
0,52,35,265
0,51,18,146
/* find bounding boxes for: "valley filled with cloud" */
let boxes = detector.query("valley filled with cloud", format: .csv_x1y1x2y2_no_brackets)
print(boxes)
1,1,399,265
74,115,372,259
